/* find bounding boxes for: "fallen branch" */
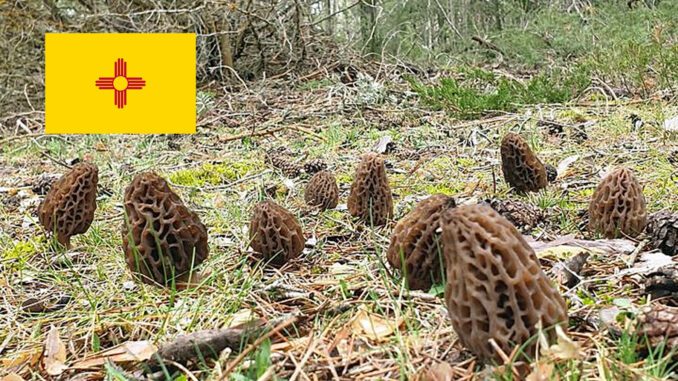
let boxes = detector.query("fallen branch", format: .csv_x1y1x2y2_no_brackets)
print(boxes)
144,315,297,372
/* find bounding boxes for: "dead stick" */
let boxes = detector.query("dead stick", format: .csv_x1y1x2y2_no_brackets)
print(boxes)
218,126,287,143
220,315,298,379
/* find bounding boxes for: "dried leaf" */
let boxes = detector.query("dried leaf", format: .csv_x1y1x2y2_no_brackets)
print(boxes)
350,307,402,342
556,155,579,178
373,135,393,154
526,362,556,381
225,309,257,328
540,325,581,361
1,348,41,369
536,245,593,260
71,341,157,369
414,362,455,381
43,325,67,376
526,234,636,256
664,116,678,132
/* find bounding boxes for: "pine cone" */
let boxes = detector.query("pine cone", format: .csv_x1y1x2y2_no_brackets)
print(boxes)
571,126,588,142
669,150,678,165
486,199,544,233
646,212,677,256
32,174,59,196
303,159,328,175
266,148,302,177
545,164,558,183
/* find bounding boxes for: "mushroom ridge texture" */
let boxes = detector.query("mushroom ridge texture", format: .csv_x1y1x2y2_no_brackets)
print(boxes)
442,204,568,363
121,172,209,286
347,152,393,226
249,201,304,266
38,162,99,248
387,194,456,290
588,167,647,239
500,132,548,193
304,170,339,210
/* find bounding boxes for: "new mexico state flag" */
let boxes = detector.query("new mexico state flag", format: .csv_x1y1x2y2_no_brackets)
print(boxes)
46,33,196,134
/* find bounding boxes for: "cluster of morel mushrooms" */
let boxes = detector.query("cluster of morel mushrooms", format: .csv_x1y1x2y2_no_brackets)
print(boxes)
37,132,675,367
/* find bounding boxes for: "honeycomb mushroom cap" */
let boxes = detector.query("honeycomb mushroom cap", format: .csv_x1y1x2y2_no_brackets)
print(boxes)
249,201,304,266
347,153,393,226
304,170,339,210
387,194,456,290
588,167,647,239
121,172,209,287
500,132,548,193
442,204,568,363
38,162,99,247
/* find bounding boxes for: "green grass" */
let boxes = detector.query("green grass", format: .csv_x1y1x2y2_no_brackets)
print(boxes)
407,67,591,119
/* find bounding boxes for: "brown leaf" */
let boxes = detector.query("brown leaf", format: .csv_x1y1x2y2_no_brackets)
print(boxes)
350,307,402,342
71,341,157,369
526,362,557,381
43,325,67,376
413,362,455,381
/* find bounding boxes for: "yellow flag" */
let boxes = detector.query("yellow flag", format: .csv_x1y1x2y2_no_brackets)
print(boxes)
45,33,196,134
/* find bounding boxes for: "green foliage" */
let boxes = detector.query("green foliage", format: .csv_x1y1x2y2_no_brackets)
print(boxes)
1,238,41,271
408,67,590,118
168,160,261,187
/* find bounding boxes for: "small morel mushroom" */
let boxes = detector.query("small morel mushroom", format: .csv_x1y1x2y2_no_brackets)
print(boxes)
303,159,328,175
386,194,456,291
38,163,99,248
442,204,568,363
304,170,339,210
646,211,677,256
588,167,646,239
500,132,548,193
249,201,304,266
122,172,209,287
347,153,393,226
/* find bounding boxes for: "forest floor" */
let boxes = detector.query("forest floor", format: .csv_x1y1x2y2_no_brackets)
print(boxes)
0,69,677,380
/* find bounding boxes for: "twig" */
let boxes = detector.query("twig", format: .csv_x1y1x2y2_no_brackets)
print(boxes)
220,315,298,379
625,238,649,267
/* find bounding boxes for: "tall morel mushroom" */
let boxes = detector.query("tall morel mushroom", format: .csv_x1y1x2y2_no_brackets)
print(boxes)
500,132,548,193
347,153,393,226
249,201,304,266
589,167,647,239
304,170,339,210
387,194,456,291
38,162,99,248
442,204,568,363
122,172,209,287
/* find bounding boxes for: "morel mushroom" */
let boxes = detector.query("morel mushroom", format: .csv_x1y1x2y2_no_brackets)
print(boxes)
249,201,304,266
387,194,456,291
304,170,339,210
442,204,568,363
588,167,646,239
38,162,99,248
347,153,393,226
122,172,209,287
500,132,548,193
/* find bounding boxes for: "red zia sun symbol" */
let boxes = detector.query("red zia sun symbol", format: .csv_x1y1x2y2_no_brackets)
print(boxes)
95,58,146,109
